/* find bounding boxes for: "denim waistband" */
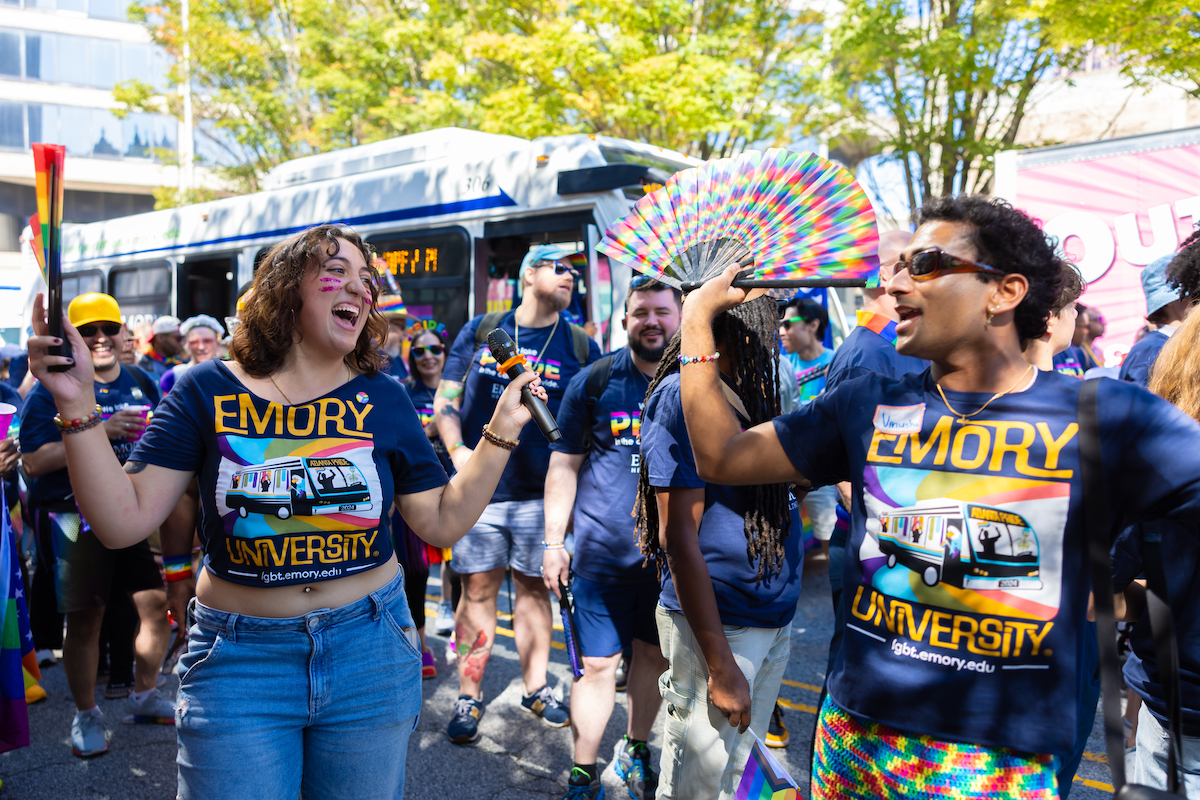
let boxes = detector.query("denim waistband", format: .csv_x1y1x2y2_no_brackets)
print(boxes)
190,566,406,639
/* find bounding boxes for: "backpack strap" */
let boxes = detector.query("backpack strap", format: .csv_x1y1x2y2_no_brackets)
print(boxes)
584,353,617,414
569,322,593,367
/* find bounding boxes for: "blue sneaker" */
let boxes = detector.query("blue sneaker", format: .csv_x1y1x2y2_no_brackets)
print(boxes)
613,736,657,799
563,767,605,799
521,683,570,727
447,695,484,744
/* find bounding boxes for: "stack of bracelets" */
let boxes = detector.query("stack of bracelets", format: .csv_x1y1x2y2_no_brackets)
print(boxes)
481,424,519,451
53,405,104,434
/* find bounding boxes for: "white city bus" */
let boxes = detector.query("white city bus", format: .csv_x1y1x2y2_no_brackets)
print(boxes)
27,128,699,349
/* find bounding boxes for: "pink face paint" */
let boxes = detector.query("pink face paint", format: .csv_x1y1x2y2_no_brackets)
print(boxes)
319,277,342,292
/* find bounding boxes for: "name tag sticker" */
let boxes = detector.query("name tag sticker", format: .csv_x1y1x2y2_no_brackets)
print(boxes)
873,403,925,435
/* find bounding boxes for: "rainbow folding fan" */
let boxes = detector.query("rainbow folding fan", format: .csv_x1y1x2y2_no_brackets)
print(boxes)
598,148,879,291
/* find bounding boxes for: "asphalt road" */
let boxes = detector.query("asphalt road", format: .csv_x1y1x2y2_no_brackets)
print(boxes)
0,560,1119,799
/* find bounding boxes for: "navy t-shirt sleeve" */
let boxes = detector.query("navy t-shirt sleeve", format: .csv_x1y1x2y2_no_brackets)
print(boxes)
443,318,482,385
1100,378,1200,527
550,365,592,456
386,383,450,495
1118,333,1166,387
771,382,853,487
17,385,62,454
129,367,206,472
641,380,703,489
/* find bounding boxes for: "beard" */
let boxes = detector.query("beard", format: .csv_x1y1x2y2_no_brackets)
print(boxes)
534,285,571,314
629,331,666,364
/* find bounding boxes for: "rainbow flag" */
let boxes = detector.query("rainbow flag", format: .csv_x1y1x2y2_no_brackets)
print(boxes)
0,492,38,753
799,502,819,554
735,734,802,800
31,145,65,270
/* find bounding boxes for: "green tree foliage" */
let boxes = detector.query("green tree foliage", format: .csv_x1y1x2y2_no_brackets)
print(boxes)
819,0,1079,213
1034,0,1200,97
115,0,821,199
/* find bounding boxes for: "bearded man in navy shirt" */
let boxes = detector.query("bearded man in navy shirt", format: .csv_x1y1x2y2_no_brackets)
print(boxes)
543,277,680,799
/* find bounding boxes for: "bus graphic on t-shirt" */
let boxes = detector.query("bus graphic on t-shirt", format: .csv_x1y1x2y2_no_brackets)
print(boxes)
876,501,1041,591
226,456,371,519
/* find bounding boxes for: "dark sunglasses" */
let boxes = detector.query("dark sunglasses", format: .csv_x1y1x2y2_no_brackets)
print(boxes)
538,259,579,278
77,322,122,338
895,248,1006,282
411,344,445,357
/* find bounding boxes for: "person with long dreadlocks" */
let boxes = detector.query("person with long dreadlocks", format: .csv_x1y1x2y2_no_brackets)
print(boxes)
636,294,802,799
675,195,1200,799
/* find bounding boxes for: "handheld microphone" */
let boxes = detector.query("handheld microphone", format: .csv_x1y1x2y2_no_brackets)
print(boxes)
485,327,561,443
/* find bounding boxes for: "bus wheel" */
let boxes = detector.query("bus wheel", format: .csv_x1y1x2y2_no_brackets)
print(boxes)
277,506,291,520
237,506,248,518
922,566,939,586
886,554,897,569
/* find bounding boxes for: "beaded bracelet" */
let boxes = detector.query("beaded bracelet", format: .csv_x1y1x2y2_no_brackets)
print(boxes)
53,405,103,434
481,424,519,451
678,352,719,365
163,554,194,583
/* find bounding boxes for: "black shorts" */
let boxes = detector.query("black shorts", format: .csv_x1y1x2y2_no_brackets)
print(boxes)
34,506,164,614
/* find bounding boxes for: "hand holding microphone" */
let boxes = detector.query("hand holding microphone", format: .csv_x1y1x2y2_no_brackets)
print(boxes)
486,328,561,443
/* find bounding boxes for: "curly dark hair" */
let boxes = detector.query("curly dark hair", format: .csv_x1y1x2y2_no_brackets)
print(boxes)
231,224,388,378
1167,226,1200,300
633,295,792,583
918,195,1062,342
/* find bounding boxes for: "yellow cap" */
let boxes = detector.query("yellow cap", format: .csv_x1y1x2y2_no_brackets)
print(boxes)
68,293,123,327
236,287,255,312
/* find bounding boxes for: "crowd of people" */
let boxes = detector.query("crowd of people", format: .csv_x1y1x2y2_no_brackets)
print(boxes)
4,196,1200,800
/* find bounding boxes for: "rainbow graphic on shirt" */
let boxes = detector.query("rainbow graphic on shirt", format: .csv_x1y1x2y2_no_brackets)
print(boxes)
856,310,900,346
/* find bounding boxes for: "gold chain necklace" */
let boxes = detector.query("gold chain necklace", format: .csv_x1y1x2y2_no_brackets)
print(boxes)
936,364,1035,425
514,313,560,372
269,364,351,406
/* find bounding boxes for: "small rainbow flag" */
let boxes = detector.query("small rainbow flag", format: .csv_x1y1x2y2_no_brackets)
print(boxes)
799,503,819,554
0,492,39,754
735,734,802,800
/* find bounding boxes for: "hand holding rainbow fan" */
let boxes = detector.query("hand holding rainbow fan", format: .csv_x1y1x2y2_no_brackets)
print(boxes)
597,148,880,292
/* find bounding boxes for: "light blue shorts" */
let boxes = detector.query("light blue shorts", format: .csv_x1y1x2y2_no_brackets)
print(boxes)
450,499,544,576
176,567,422,799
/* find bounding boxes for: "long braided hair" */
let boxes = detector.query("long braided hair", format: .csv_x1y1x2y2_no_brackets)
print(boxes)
634,295,792,583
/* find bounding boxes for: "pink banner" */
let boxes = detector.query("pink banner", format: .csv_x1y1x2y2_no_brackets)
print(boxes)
1012,144,1200,363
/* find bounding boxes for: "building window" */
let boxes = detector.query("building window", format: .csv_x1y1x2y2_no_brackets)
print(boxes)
0,100,177,160
0,28,170,88
0,102,23,149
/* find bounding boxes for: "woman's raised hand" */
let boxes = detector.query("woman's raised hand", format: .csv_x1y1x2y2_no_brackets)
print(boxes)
28,292,95,416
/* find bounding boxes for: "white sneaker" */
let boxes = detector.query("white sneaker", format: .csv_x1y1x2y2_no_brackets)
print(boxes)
122,688,176,725
435,601,455,636
71,709,108,758
35,648,56,667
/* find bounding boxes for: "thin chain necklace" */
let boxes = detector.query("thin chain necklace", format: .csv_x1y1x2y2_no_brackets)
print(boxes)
269,364,351,406
936,364,1035,425
514,312,560,371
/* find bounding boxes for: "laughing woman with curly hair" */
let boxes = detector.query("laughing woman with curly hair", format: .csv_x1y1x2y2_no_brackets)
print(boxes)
27,224,546,799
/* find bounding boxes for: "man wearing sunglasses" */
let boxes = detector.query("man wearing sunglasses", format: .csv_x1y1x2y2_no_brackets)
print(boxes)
437,243,600,745
675,195,1200,796
19,293,176,758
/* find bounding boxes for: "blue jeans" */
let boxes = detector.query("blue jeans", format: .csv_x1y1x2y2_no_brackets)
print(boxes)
1133,701,1200,794
176,568,423,799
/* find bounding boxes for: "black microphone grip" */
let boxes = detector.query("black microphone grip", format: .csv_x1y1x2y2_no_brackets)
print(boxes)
485,328,562,443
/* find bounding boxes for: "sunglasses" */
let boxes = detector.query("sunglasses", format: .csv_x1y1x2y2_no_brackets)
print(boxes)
77,322,122,338
538,259,579,278
780,316,814,330
895,248,1006,282
411,344,445,357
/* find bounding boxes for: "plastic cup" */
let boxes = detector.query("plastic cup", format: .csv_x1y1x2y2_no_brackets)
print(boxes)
0,403,14,439
126,404,152,442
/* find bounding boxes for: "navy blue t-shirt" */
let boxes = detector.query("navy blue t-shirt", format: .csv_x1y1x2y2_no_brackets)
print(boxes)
550,348,656,584
1052,346,1086,378
772,369,1200,755
1113,521,1200,737
130,360,448,588
405,378,453,475
20,365,161,507
1,382,22,508
443,311,600,503
825,320,929,394
1119,329,1171,388
642,372,802,628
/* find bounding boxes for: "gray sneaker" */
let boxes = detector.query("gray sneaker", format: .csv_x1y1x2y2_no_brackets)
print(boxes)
435,601,455,636
71,709,108,758
122,689,176,725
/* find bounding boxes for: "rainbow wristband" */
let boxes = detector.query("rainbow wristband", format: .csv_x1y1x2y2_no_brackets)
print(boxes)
163,554,194,582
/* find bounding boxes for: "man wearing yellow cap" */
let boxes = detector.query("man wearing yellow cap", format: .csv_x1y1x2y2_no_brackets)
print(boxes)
18,293,175,758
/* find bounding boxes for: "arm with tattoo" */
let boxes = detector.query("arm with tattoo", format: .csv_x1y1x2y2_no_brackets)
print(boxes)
434,379,471,470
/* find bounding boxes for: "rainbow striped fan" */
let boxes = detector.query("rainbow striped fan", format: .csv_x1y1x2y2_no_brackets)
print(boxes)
598,148,879,291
